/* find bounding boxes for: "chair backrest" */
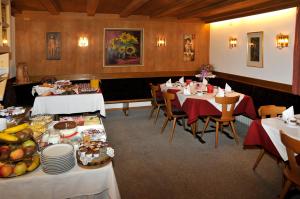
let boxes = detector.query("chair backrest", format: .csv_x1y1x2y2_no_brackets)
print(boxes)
258,105,286,118
150,84,160,106
162,92,175,119
280,131,300,178
215,96,240,120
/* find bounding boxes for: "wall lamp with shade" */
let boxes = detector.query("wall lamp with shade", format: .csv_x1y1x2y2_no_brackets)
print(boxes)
229,37,237,48
276,33,289,49
78,36,89,47
156,37,166,47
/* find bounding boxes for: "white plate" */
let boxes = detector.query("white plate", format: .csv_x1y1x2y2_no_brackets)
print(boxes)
42,144,74,157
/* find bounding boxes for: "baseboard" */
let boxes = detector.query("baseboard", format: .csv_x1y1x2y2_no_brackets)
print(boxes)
105,101,152,110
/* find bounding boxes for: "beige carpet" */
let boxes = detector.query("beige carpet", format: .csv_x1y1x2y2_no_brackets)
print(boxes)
103,108,299,199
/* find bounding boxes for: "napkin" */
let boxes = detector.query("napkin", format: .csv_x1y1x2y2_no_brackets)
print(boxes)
216,87,224,97
179,77,184,84
202,78,208,86
166,79,172,87
282,106,294,122
183,85,191,95
225,83,232,92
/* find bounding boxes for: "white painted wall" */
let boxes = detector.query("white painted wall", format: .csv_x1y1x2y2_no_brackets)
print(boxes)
210,8,297,85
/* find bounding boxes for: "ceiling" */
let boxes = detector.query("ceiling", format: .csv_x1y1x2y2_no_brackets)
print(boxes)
11,0,299,23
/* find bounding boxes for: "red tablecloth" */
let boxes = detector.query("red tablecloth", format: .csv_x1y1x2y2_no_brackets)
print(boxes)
243,119,281,159
175,94,257,124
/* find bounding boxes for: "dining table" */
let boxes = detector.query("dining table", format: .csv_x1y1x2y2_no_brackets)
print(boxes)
244,115,300,161
160,83,257,125
0,162,121,199
31,93,106,117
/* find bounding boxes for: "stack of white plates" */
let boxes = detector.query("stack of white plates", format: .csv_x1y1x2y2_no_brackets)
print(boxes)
41,144,75,175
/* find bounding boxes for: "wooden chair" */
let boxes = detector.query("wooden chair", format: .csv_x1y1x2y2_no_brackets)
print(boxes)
149,84,165,124
202,96,240,148
252,105,286,170
279,131,300,199
160,92,186,143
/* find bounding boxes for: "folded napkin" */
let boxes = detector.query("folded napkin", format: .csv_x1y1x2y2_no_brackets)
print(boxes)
216,87,224,97
179,77,184,84
282,106,294,122
202,78,208,86
183,85,191,95
225,83,232,92
166,79,172,87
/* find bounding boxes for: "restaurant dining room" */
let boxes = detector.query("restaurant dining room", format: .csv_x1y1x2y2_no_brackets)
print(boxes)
0,0,300,198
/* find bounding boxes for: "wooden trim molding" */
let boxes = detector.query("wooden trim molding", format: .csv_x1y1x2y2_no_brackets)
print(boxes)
28,71,199,82
214,71,292,93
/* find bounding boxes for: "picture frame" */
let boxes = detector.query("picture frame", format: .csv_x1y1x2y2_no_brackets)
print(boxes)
103,28,143,67
183,34,195,62
247,31,263,68
46,32,61,60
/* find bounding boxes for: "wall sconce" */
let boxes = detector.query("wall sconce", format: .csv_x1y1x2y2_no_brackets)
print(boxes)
2,38,8,46
276,33,289,49
157,37,166,47
229,37,237,48
78,36,88,47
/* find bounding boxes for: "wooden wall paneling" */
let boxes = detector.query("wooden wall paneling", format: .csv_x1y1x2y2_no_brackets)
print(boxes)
15,12,209,79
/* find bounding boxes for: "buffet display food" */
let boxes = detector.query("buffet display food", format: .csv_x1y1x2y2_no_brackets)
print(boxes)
0,107,26,117
0,123,40,177
32,80,98,96
0,112,114,177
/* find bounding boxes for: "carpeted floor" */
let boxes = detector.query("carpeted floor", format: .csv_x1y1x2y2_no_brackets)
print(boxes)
103,108,299,199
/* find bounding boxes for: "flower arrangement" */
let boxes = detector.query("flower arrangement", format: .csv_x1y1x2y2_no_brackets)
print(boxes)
199,64,214,80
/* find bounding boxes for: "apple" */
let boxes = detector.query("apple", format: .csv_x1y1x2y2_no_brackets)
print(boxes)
10,148,24,160
0,146,10,161
14,162,27,176
0,164,13,177
23,146,36,157
22,140,36,148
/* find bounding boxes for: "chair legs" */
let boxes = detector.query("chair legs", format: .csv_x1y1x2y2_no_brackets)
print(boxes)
149,106,156,119
202,117,211,137
169,118,177,143
252,149,265,170
215,121,219,148
154,106,161,124
279,179,292,199
161,117,169,134
229,121,239,144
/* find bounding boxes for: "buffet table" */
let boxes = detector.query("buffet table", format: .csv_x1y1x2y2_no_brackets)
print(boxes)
0,162,120,199
31,93,106,117
244,116,300,161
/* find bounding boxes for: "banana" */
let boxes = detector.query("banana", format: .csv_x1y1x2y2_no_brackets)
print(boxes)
27,155,40,172
0,133,19,143
3,123,29,134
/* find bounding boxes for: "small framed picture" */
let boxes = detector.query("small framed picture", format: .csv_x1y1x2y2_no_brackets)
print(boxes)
46,32,61,60
183,34,195,62
247,31,263,68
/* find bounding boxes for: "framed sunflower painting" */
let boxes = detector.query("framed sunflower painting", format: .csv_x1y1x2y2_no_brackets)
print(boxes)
104,28,143,67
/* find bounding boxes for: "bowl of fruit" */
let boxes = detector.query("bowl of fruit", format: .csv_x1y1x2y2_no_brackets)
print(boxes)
0,123,40,177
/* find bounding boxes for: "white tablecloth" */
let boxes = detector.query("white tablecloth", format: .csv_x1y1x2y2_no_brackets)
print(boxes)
262,116,300,161
31,93,106,117
0,162,121,199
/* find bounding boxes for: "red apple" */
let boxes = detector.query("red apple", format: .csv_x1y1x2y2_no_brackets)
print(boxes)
0,164,13,177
